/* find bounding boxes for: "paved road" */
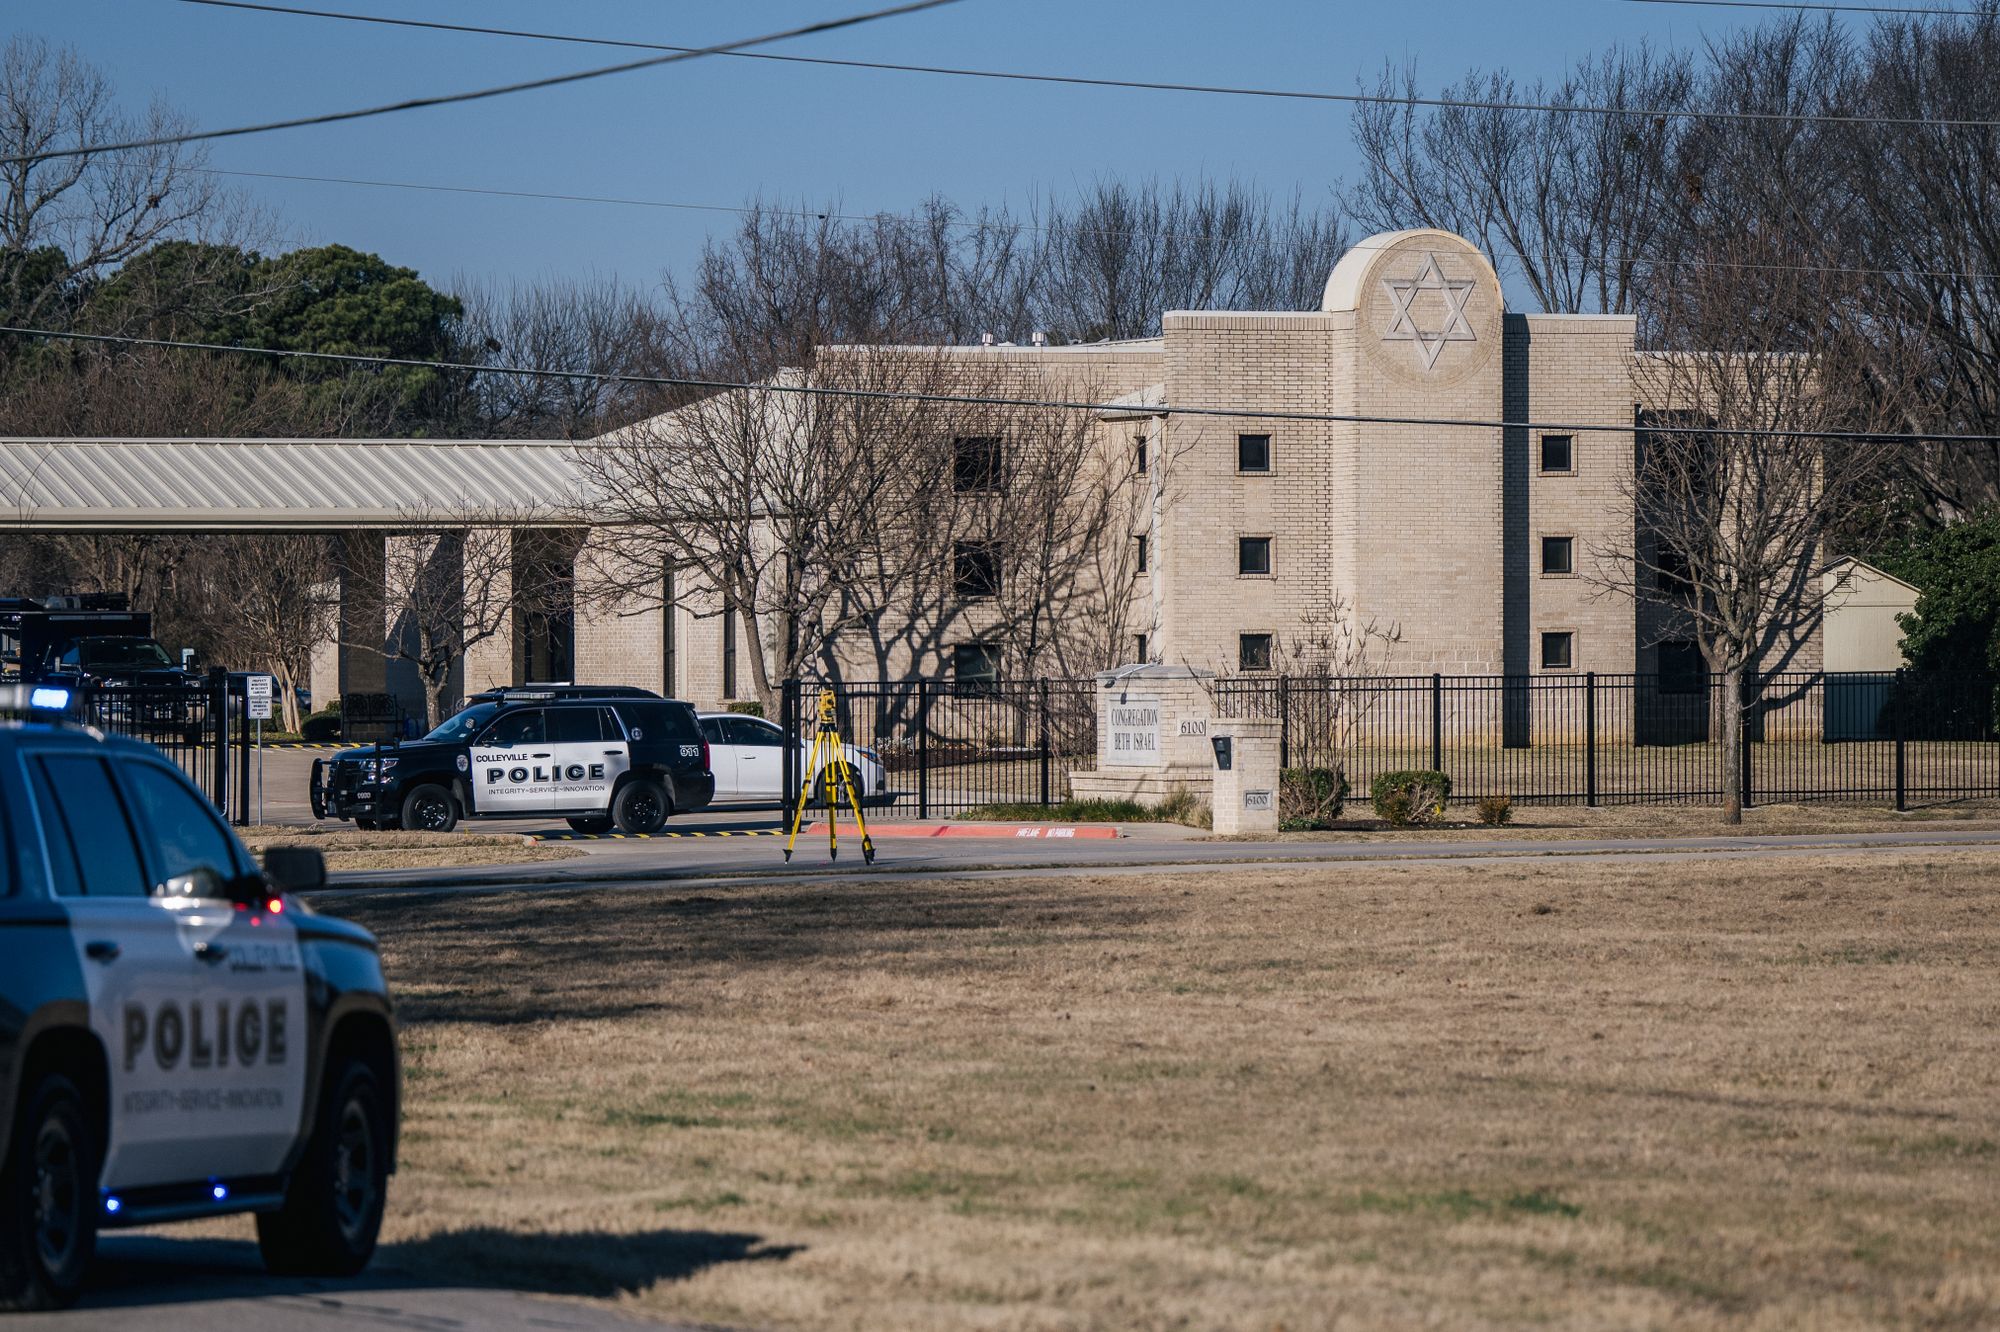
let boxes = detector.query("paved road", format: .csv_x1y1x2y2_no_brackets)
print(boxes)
18,1235,702,1331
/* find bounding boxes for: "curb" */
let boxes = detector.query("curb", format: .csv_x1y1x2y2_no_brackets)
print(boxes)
532,828,784,843
534,822,1125,843
855,823,1122,840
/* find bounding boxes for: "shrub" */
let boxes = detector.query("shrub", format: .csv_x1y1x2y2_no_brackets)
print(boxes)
1370,769,1451,826
300,710,343,742
1279,766,1348,830
1156,785,1203,826
1476,794,1514,826
726,700,766,718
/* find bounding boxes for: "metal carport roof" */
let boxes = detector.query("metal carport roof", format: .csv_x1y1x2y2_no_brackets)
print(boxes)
0,438,592,531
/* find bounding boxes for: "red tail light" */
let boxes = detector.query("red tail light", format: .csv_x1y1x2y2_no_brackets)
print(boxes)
700,738,711,773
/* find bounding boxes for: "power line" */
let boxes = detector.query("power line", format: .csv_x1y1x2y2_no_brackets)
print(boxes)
1623,0,1993,16
200,167,2000,284
0,0,961,167
2,323,1991,444
170,0,2000,129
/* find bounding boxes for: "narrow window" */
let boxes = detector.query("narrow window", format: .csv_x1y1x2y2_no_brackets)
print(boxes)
1239,633,1273,672
1134,435,1148,475
1540,631,1575,671
953,435,1004,491
721,597,738,700
953,542,1003,600
1134,534,1148,573
1540,434,1574,473
1133,632,1149,663
1541,536,1574,575
1237,433,1272,473
661,563,677,697
1238,536,1271,576
1656,544,1696,601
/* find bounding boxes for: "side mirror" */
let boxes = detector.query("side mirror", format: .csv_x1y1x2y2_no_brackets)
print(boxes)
263,846,327,894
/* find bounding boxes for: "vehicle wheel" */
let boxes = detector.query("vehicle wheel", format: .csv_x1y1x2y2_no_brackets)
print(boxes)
257,1057,388,1278
0,1073,98,1311
398,785,457,834
565,816,613,835
354,818,380,832
612,780,670,834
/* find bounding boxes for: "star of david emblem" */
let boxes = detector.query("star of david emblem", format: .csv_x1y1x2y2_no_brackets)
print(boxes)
1380,254,1477,371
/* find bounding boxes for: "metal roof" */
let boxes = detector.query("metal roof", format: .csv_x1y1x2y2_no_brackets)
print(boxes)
0,438,590,531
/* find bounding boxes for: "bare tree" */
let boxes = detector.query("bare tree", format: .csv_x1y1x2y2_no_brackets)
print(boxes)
206,535,336,732
1028,178,1346,339
450,273,674,440
1838,9,2000,522
1342,46,1696,314
578,350,971,710
0,36,221,330
1606,229,1905,823
375,517,545,727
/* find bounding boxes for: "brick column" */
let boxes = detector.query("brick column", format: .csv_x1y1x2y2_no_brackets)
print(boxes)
571,529,665,691
460,527,516,694
335,531,387,699
1210,718,1280,835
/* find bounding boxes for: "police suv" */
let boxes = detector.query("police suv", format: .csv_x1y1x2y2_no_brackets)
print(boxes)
0,685,397,1309
313,688,714,834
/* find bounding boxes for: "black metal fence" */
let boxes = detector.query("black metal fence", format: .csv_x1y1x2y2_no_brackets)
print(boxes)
791,670,2000,817
1217,669,2000,809
78,668,257,824
781,677,1098,818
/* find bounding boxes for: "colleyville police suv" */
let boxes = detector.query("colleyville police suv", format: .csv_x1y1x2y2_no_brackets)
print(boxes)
0,685,397,1309
314,688,714,834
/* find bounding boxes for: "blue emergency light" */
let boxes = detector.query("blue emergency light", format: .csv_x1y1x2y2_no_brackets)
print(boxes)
28,686,69,711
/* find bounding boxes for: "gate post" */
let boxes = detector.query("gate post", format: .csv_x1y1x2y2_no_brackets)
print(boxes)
1585,671,1599,808
1278,674,1291,770
1430,673,1444,774
1893,667,1907,811
1740,678,1755,810
1037,679,1051,807
236,677,252,826
779,679,798,818
917,677,931,821
208,666,230,817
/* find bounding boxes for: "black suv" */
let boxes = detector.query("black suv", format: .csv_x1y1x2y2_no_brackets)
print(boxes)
0,687,397,1309
312,692,713,834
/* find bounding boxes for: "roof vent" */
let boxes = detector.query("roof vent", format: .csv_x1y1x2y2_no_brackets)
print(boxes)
1031,330,1047,347
980,331,995,347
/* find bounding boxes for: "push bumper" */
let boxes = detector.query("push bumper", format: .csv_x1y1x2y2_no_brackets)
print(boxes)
312,758,387,821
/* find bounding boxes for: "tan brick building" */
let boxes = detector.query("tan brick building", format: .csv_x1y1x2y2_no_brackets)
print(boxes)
580,228,1718,710
253,227,1811,722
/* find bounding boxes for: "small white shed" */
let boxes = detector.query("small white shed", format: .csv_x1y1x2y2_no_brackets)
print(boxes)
1822,558,1921,673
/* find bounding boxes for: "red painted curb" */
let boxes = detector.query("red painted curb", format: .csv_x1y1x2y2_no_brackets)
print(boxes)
802,822,1122,840
937,823,1121,840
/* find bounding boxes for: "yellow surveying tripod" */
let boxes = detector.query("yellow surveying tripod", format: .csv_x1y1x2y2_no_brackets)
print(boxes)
783,688,876,864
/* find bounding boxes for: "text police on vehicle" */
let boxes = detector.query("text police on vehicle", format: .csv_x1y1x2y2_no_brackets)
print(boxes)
312,689,713,835
0,685,397,1310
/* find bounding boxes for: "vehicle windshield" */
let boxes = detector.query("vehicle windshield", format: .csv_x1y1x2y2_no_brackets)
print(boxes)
75,638,173,670
425,701,500,743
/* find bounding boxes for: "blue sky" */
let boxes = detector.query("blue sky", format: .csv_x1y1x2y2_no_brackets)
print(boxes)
17,1,1779,299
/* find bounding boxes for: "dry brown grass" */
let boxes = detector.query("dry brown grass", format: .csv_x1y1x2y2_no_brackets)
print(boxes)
300,853,2000,1329
238,825,582,872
